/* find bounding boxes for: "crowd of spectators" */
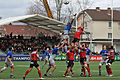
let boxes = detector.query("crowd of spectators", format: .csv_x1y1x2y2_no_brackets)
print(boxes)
0,35,60,54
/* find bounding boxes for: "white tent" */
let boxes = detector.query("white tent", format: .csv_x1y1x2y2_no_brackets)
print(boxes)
0,14,67,33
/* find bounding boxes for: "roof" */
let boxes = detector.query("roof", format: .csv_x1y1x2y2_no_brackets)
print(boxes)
2,25,54,36
0,14,66,33
84,9,120,21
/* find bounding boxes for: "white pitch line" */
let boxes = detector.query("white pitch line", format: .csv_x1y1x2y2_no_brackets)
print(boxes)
1,77,120,80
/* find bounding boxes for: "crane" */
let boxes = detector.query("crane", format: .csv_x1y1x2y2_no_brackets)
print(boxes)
41,0,54,19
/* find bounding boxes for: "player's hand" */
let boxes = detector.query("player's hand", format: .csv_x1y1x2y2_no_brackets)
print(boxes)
74,13,77,16
73,13,77,19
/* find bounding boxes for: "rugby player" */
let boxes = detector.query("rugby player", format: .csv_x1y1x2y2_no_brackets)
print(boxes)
106,46,114,77
41,47,50,69
72,25,84,46
98,45,109,76
63,43,75,77
61,14,76,54
44,41,66,77
0,47,15,78
86,44,92,68
63,14,76,42
23,48,44,80
79,43,91,77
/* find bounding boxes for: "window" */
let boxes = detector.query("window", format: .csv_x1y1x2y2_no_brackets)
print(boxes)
109,21,112,27
21,28,24,31
108,33,112,38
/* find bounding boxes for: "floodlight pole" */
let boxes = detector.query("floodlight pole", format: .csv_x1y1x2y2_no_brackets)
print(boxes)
76,14,78,31
111,0,114,46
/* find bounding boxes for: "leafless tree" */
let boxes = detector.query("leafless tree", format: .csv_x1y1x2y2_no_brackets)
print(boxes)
26,0,47,16
26,0,93,24
77,0,94,11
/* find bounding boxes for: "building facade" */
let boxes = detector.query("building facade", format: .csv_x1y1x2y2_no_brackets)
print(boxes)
77,7,120,53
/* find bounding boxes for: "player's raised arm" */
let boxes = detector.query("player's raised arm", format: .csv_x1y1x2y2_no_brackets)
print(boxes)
70,14,76,25
58,39,67,49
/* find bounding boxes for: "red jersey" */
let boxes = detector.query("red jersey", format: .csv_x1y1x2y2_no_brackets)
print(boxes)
74,28,83,39
67,49,74,60
31,51,38,61
79,47,87,58
109,49,114,59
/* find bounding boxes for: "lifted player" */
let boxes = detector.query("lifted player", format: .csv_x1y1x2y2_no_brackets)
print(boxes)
79,43,91,77
72,25,84,46
63,14,76,43
0,47,15,78
41,47,50,69
23,48,44,80
63,43,75,77
61,14,76,54
106,46,114,77
44,41,66,77
98,45,109,76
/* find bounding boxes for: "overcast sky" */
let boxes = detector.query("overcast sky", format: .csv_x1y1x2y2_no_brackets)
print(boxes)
0,0,120,19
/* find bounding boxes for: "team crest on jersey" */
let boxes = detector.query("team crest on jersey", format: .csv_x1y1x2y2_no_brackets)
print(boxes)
111,50,114,52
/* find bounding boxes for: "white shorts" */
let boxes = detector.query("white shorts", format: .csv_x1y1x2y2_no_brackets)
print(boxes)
5,58,14,67
99,56,108,65
63,35,69,39
5,61,14,67
49,55,56,66
86,55,90,64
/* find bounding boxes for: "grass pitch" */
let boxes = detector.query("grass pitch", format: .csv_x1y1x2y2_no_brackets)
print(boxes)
0,61,120,80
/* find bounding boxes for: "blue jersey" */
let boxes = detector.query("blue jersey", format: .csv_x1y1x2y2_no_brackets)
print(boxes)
100,49,109,56
86,48,91,55
44,50,50,57
6,51,12,58
52,48,59,55
64,24,72,31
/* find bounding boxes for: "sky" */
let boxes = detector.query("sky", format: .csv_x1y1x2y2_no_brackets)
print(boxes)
0,0,120,19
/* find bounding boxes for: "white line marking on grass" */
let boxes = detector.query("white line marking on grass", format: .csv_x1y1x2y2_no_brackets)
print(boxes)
16,65,29,67
1,77,120,80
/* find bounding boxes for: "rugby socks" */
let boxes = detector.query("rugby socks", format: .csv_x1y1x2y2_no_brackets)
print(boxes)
72,72,75,75
49,73,52,77
67,73,69,76
83,67,86,74
99,66,101,75
109,68,113,75
87,64,89,68
106,69,110,75
24,70,30,77
86,67,91,75
64,71,67,76
82,67,86,76
38,70,42,78
106,66,111,75
10,73,13,76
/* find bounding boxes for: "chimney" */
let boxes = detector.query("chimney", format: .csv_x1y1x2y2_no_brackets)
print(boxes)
107,7,111,15
96,7,100,11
